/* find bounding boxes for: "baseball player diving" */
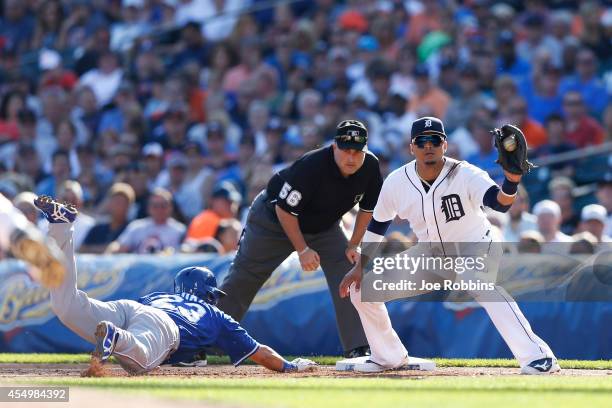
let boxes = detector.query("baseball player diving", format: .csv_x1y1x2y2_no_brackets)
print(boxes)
339,117,560,375
33,195,316,375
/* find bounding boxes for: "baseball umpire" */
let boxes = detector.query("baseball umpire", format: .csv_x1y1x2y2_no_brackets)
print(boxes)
217,120,383,357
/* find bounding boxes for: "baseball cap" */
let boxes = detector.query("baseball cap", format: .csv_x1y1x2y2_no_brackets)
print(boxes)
581,204,607,224
212,182,242,204
411,117,446,139
108,182,136,205
338,10,368,33
335,120,368,151
533,200,561,218
166,151,188,168
142,142,163,157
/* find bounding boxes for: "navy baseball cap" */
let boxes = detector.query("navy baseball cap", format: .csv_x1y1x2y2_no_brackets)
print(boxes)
335,120,368,151
411,117,446,139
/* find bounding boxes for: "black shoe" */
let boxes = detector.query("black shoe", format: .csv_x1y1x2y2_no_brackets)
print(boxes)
344,346,370,358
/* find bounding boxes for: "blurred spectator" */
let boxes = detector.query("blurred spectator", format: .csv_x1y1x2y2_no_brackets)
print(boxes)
407,64,449,119
604,104,612,142
503,185,537,242
533,114,576,176
549,176,580,235
0,0,35,54
79,51,124,107
496,30,531,81
569,231,598,255
562,91,605,148
465,117,503,182
516,13,560,67
559,48,608,118
0,90,25,142
186,182,241,241
493,75,519,125
170,21,209,70
517,230,544,254
444,64,492,133
81,182,135,254
214,218,242,253
31,0,64,50
110,0,151,52
595,176,612,237
38,49,78,91
533,199,573,254
519,63,563,125
14,143,47,187
109,187,186,254
36,150,71,197
507,96,547,149
13,191,39,224
578,204,612,244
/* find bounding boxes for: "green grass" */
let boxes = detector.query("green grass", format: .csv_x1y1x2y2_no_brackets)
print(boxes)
1,353,611,370
9,376,612,408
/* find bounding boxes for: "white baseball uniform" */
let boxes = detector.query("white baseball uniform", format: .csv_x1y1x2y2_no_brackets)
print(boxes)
351,157,556,369
0,193,29,251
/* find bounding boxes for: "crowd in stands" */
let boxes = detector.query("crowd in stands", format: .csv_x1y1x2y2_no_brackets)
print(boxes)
0,0,610,255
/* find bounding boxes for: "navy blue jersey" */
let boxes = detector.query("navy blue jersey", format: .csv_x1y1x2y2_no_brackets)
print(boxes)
138,292,259,365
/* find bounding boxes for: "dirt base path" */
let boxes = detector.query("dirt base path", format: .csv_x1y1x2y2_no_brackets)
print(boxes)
1,363,609,378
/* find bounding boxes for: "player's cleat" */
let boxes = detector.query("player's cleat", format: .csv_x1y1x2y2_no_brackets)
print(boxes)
521,358,561,375
34,195,78,223
344,345,370,358
9,226,66,288
93,321,120,362
353,355,410,373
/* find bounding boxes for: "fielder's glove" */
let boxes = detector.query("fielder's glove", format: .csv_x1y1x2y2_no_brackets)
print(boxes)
291,358,318,372
492,124,536,176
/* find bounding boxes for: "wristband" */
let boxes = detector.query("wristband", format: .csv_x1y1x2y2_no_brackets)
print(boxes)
501,178,519,196
298,247,310,256
282,360,298,372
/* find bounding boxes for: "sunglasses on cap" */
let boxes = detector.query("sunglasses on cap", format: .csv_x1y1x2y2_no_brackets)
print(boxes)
335,134,367,144
413,135,444,148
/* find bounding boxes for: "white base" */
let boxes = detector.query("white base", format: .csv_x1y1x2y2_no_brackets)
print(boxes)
335,356,435,371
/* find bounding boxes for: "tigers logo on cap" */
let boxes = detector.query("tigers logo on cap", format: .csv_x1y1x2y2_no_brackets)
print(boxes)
411,116,446,139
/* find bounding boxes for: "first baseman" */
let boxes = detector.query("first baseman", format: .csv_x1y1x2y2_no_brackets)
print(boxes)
339,117,560,375
218,120,383,357
34,195,316,375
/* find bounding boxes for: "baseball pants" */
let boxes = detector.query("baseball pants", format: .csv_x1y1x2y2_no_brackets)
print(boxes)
218,192,368,352
350,242,556,369
48,223,180,374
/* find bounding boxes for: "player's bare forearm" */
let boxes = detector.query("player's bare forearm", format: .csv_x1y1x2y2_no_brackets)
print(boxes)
348,210,373,247
249,344,286,372
275,205,307,252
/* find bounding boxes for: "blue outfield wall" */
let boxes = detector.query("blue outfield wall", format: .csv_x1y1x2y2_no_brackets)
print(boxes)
0,253,610,359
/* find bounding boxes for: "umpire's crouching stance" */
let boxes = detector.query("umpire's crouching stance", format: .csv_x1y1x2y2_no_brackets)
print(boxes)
217,120,383,356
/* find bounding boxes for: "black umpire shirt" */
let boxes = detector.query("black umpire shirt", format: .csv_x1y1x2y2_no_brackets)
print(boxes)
266,145,383,234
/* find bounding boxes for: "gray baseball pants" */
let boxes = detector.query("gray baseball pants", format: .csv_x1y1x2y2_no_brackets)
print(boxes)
48,223,179,374
217,192,368,352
